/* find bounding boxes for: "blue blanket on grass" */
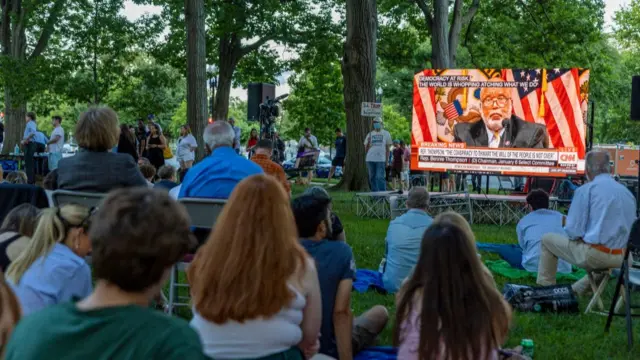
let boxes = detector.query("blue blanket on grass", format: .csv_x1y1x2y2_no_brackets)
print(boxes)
353,269,386,293
355,346,397,360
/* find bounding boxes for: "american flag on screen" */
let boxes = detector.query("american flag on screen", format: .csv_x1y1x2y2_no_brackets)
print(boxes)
411,68,589,159
506,68,587,158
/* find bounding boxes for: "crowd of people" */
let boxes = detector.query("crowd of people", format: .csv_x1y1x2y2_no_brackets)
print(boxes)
0,105,637,360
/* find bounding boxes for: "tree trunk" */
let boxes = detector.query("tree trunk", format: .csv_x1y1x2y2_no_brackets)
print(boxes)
213,35,241,121
185,0,208,160
431,0,451,68
337,0,377,191
3,88,26,155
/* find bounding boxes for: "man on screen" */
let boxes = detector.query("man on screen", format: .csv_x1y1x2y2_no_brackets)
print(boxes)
453,81,548,149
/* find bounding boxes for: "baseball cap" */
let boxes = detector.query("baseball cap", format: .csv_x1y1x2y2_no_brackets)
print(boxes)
373,117,382,123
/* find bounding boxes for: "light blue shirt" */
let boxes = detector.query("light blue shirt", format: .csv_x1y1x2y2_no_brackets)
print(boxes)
564,174,637,249
382,209,433,293
179,146,263,199
23,120,36,141
11,243,92,316
517,209,572,273
35,131,48,144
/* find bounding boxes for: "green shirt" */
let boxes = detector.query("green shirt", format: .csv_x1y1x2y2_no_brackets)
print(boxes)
5,303,209,360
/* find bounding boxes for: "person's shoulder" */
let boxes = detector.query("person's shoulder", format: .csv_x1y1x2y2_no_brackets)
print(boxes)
14,302,74,329
323,240,354,259
453,121,474,133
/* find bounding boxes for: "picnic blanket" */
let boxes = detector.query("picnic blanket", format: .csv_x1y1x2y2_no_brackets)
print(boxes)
354,346,397,360
353,269,386,293
484,260,587,281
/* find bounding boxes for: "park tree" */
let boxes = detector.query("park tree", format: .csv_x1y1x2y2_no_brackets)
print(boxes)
381,0,479,68
338,0,378,191
0,0,68,154
184,0,207,160
142,0,332,121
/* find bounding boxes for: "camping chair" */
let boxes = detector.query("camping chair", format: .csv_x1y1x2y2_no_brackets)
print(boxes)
497,176,515,194
165,198,227,314
50,190,104,208
584,269,613,314
604,218,640,350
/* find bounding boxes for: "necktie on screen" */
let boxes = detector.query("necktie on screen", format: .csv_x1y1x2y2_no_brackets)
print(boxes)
490,131,501,148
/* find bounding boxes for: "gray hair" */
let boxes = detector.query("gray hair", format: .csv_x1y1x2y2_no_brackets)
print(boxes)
585,150,611,178
406,187,429,209
203,121,235,149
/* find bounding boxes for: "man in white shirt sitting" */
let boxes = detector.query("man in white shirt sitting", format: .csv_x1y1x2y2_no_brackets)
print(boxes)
537,151,637,294
517,189,571,273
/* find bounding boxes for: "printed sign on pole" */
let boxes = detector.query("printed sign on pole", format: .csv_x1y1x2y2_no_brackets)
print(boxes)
361,102,383,117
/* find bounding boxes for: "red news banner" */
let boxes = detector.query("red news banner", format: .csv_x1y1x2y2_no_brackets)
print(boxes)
415,142,584,177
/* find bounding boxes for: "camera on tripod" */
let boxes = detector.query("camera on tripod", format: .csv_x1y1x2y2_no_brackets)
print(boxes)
258,93,288,162
259,93,288,136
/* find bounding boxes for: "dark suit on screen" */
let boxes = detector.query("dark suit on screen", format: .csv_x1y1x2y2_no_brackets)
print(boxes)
57,149,147,193
453,115,548,149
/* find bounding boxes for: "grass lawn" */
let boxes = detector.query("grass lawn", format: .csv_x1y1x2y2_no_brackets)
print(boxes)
319,186,640,359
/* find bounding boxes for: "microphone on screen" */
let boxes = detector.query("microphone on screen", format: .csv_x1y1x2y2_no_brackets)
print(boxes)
501,119,510,129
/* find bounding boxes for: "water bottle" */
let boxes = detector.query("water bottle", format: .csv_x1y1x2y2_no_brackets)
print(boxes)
14,144,20,155
521,339,534,358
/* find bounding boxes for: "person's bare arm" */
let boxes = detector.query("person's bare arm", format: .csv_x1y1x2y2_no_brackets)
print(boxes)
299,258,322,353
334,279,354,360
47,135,61,145
157,136,167,149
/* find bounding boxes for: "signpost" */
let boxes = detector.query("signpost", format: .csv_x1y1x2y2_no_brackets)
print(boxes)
361,102,383,117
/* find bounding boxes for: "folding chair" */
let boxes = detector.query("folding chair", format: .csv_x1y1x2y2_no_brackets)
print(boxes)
164,198,227,314
584,269,612,314
50,190,104,208
605,218,640,350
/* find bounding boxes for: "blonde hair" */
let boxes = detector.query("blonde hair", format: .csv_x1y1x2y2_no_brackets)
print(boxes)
6,204,90,284
0,272,21,357
75,107,120,151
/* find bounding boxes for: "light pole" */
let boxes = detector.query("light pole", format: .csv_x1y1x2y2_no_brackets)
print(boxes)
206,65,217,122
376,86,383,103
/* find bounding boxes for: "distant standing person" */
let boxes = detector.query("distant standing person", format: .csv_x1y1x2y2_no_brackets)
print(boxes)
20,112,38,184
117,124,138,163
135,119,148,158
47,116,65,171
391,140,404,191
299,128,319,183
328,128,346,183
146,123,166,170
246,128,259,155
228,117,242,154
364,117,392,192
0,119,4,152
177,124,197,181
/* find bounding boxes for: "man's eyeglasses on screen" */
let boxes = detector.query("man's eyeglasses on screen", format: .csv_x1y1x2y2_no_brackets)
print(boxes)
482,96,509,107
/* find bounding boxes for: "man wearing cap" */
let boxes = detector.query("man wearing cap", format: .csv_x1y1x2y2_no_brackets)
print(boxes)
364,118,392,191
536,150,636,294
453,79,548,149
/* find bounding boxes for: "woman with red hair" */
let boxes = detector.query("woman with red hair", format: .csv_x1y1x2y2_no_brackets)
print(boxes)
188,174,321,359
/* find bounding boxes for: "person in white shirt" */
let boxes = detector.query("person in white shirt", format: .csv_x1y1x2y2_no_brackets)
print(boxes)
537,151,637,294
364,118,392,192
46,116,65,170
176,124,198,182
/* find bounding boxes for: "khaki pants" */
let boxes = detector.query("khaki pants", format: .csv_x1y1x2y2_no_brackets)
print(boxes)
537,233,624,294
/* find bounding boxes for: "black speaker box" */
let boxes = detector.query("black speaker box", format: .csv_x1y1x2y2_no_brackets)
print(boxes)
247,83,276,122
632,76,640,121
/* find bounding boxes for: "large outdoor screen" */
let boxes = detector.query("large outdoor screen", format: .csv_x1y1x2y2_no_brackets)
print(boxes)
410,68,590,177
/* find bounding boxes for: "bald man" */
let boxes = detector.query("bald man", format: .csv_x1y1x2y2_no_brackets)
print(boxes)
453,81,548,148
537,151,636,294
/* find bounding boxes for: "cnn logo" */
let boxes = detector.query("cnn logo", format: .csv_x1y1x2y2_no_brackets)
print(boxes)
560,154,576,162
